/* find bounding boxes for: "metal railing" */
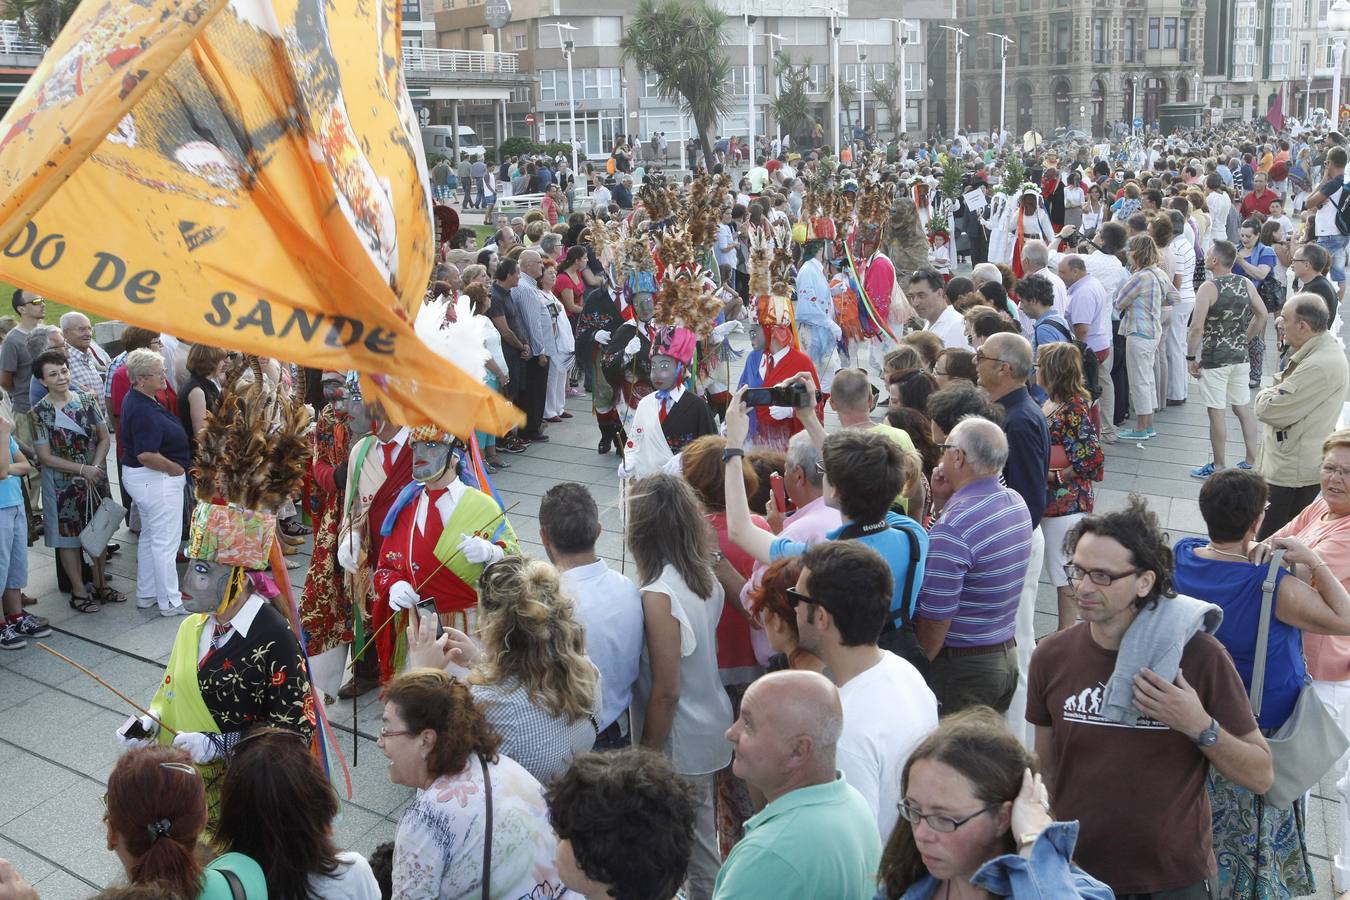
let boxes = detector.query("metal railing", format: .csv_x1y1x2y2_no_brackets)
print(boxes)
402,47,519,75
0,21,45,55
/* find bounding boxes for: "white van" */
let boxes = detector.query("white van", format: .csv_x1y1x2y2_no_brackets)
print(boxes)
420,125,488,161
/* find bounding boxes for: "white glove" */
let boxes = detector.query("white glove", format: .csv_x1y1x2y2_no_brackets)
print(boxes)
828,319,843,341
623,336,641,361
769,405,795,420
336,529,361,572
116,713,159,749
457,534,505,566
172,731,222,764
711,320,743,343
594,329,612,346
389,580,420,612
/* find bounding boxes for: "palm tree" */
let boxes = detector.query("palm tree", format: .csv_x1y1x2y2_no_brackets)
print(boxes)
1,0,75,45
620,0,731,171
769,52,815,147
838,81,858,132
869,65,901,138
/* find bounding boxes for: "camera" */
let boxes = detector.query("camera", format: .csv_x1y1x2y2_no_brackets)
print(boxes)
743,381,812,408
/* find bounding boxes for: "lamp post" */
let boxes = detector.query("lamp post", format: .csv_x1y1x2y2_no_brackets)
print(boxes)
987,32,1013,143
545,22,579,174
765,32,789,154
842,40,871,137
938,25,969,138
746,11,758,164
1330,0,1350,131
808,4,844,151
1126,74,1138,135
881,19,914,137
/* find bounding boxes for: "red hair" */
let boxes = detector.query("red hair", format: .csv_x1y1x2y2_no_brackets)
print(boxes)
105,746,208,896
746,556,818,668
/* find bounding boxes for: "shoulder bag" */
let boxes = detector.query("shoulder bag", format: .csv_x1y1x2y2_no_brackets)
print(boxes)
79,475,125,558
1249,549,1349,808
479,753,494,900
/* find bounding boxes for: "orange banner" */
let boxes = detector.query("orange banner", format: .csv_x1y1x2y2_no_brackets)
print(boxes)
0,0,521,437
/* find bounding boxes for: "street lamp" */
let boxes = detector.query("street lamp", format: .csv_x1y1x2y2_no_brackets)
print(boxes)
746,11,758,164
986,32,1014,144
1330,0,1350,131
545,22,580,175
765,32,790,154
808,3,844,151
882,18,914,138
842,40,872,137
1125,74,1138,135
938,25,970,138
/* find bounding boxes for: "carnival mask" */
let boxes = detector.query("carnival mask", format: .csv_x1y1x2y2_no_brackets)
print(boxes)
181,559,240,614
749,323,766,353
633,292,655,323
651,354,680,392
412,438,455,484
341,399,375,435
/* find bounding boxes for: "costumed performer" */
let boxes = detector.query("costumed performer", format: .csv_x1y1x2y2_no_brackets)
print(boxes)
794,238,842,395
298,371,356,700
334,375,413,699
372,296,519,681
992,183,1055,278
116,375,315,821
577,274,628,456
600,280,658,447
858,216,909,375
752,294,822,450
618,325,718,480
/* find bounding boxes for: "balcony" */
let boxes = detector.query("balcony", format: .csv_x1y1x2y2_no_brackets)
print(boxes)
403,47,519,74
0,21,42,56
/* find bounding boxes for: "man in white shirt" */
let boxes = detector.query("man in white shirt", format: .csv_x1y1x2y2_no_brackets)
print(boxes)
1206,173,1233,245
1020,240,1069,311
793,540,938,841
746,157,771,195
906,269,971,350
590,177,612,212
541,483,643,750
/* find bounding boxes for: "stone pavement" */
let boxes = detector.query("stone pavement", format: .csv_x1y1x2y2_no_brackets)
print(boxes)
0,326,1346,897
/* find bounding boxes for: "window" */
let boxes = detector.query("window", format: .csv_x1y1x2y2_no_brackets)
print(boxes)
1017,23,1031,64
401,35,423,49
537,17,622,49
1019,0,1031,11
904,62,924,92
512,33,527,50
539,68,621,101
901,21,921,45
1302,41,1312,73
1148,17,1160,49
1125,18,1136,61
509,85,531,103
1179,17,1190,59
1092,17,1106,63
402,0,421,16
1055,19,1070,63
641,69,662,98
839,19,891,43
779,18,828,45
992,0,1004,13
1163,17,1177,47
732,65,767,96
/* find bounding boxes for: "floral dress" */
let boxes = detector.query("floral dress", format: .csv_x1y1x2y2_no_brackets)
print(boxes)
299,404,352,655
1044,394,1104,519
31,389,108,549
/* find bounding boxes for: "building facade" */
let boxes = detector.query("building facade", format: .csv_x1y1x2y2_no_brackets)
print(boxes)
949,0,1203,139
430,0,951,160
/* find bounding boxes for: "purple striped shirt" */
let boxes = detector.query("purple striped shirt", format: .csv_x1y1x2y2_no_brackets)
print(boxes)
916,476,1033,647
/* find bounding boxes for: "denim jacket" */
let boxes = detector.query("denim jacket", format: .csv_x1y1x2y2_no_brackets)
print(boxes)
877,822,1114,899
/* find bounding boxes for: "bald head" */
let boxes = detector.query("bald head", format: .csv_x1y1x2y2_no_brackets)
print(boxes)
727,670,842,801
519,249,543,278
983,332,1034,380
755,670,843,752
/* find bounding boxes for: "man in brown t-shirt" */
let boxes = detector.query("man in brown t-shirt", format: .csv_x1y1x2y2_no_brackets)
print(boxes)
1027,498,1272,898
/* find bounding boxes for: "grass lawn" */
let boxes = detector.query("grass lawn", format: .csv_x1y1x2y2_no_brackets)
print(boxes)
0,280,110,325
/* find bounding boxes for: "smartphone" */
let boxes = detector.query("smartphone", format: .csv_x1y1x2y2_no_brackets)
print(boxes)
414,598,443,639
118,717,151,741
769,472,794,516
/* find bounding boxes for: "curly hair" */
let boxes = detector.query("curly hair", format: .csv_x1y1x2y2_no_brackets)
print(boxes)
877,707,1036,899
745,556,822,669
1067,494,1176,610
385,669,501,778
475,556,598,723
546,749,696,900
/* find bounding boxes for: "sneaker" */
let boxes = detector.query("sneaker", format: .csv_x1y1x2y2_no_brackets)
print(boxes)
159,603,189,617
1191,462,1218,479
501,441,527,454
1118,428,1154,440
0,623,26,650
12,613,50,639
1101,431,1119,444
1145,427,1157,437
1236,460,1254,470
136,596,158,609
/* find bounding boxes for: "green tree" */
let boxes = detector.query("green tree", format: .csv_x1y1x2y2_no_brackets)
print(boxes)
769,52,816,147
869,65,902,138
2,0,76,45
838,80,857,132
620,0,731,171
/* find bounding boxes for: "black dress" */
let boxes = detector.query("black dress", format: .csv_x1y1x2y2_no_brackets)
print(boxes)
176,374,221,462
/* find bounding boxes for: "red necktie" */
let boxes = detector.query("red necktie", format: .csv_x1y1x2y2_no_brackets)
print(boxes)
659,399,668,423
382,441,396,472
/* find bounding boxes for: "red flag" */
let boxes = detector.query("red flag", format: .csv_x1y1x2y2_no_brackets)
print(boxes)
1267,89,1286,132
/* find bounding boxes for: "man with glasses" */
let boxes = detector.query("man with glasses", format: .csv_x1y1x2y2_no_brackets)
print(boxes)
714,670,882,900
1,290,45,516
1026,498,1272,897
788,541,937,842
1288,241,1338,326
1255,292,1350,538
914,417,1032,717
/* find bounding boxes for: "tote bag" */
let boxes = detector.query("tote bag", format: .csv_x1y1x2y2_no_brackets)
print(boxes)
79,477,125,558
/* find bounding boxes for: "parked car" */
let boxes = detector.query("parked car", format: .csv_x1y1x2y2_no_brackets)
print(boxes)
421,125,488,162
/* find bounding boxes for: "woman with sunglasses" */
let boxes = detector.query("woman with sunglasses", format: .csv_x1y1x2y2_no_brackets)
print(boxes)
104,745,267,898
874,707,1111,900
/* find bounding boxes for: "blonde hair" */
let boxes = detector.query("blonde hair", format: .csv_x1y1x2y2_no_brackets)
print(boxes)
1324,429,1350,457
1127,234,1160,270
473,556,598,724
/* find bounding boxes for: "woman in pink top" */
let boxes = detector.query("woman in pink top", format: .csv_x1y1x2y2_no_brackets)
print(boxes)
1267,428,1350,892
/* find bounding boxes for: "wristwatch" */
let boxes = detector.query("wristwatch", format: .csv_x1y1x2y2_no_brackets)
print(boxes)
722,447,745,464
1193,717,1220,747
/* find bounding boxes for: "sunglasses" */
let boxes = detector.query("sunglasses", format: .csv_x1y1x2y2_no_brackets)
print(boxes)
785,587,819,609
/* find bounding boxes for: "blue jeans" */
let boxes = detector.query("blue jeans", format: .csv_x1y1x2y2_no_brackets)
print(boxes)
0,504,27,590
1318,233,1349,284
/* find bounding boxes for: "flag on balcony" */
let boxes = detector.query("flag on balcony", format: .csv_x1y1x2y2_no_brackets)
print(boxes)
1267,89,1285,133
0,0,522,440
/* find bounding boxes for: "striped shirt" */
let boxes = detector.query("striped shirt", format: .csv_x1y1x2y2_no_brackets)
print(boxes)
916,476,1032,647
1114,266,1176,340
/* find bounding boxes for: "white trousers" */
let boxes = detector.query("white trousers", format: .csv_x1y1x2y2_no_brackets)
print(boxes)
684,772,718,900
1165,301,1194,402
545,352,573,419
1315,679,1350,890
1006,524,1045,748
123,468,185,611
1098,342,1117,439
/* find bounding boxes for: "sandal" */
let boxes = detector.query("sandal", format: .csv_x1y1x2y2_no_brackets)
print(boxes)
280,519,312,537
94,585,126,604
68,593,100,614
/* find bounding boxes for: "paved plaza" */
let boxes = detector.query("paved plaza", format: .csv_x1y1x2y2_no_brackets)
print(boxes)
0,326,1347,897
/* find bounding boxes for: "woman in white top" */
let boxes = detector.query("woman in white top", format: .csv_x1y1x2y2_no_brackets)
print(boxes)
539,262,576,423
629,472,733,900
215,729,381,900
1080,184,1103,235
409,554,599,784
1062,172,1085,230
382,669,570,900
466,283,509,472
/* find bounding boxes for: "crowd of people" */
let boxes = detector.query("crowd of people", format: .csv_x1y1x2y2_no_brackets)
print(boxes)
2,118,1350,900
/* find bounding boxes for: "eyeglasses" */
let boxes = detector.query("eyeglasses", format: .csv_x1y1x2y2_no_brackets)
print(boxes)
815,459,827,477
379,727,415,740
938,442,963,453
1063,563,1142,586
974,351,1008,367
898,800,997,833
785,587,819,609
1322,463,1350,480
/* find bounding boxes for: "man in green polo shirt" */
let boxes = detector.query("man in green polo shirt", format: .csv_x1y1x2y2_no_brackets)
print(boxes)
714,670,882,900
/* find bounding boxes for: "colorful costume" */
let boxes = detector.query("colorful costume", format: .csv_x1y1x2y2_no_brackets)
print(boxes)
619,326,718,479
752,295,822,450
577,282,627,453
299,402,352,658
